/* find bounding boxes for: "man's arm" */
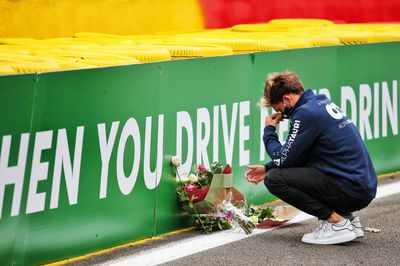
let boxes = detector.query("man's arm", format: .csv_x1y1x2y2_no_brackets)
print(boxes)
263,161,276,172
263,109,319,168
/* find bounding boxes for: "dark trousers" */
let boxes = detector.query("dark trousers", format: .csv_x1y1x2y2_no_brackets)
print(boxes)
264,167,372,220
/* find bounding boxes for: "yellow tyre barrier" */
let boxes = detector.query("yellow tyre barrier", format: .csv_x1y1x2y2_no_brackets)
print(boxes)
0,64,15,74
1,20,400,75
76,58,140,67
4,61,61,73
267,18,335,26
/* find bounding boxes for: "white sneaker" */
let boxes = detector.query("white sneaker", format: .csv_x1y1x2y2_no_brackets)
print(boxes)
301,219,357,245
351,216,364,237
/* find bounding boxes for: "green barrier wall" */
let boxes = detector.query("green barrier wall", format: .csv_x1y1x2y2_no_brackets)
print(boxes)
1,42,399,265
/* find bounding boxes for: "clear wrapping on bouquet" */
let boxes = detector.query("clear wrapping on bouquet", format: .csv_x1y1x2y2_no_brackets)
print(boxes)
216,192,255,234
181,172,246,215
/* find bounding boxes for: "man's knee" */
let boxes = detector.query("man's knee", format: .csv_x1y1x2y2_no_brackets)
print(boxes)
264,168,282,191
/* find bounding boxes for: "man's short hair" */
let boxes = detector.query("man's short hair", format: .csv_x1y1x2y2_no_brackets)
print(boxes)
263,71,305,107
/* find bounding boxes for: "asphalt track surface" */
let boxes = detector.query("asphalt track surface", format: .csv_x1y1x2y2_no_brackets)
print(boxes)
67,174,400,266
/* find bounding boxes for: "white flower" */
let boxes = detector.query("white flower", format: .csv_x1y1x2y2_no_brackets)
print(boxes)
179,173,189,183
188,174,198,184
249,215,259,225
171,156,181,167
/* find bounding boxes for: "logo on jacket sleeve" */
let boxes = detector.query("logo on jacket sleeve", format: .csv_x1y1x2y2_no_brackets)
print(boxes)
279,119,301,164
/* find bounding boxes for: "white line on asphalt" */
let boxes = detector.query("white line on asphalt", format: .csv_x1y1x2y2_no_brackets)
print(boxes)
103,181,400,266
376,180,400,198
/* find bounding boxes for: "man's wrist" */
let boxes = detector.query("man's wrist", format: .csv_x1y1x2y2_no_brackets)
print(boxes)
264,125,276,131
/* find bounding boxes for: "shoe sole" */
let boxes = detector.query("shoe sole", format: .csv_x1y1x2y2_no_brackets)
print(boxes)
301,233,357,245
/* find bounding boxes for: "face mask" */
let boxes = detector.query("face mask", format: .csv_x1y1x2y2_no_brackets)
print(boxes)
281,98,293,119
281,105,291,119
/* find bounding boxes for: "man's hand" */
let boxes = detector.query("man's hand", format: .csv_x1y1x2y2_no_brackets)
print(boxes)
265,113,283,127
245,165,266,185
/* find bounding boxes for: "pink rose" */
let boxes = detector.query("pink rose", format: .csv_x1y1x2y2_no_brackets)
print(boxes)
183,184,196,192
198,165,207,172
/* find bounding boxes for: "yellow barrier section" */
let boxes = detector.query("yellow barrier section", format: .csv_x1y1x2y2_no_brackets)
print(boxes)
1,19,400,74
0,0,205,38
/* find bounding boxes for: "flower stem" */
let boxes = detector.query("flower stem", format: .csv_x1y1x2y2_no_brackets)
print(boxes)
192,205,207,232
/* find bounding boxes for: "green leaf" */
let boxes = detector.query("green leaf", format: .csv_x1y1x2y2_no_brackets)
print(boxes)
193,214,233,234
217,220,223,230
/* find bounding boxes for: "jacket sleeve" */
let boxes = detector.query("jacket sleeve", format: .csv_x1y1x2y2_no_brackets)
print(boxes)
263,161,276,172
263,109,319,168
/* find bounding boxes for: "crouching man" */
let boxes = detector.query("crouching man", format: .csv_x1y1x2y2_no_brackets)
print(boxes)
246,71,377,245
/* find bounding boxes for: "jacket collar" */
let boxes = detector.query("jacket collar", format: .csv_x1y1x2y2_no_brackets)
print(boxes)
287,89,313,117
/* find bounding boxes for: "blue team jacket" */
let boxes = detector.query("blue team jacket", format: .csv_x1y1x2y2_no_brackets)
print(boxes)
263,89,377,200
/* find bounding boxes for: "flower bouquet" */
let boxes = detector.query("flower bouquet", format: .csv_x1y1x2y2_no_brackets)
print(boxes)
171,157,269,234
215,192,256,234
173,160,246,215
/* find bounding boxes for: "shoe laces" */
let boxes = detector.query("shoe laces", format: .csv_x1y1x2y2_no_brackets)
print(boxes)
314,221,329,237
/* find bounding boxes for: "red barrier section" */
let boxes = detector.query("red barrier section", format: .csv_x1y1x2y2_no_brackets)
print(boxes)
200,0,400,28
